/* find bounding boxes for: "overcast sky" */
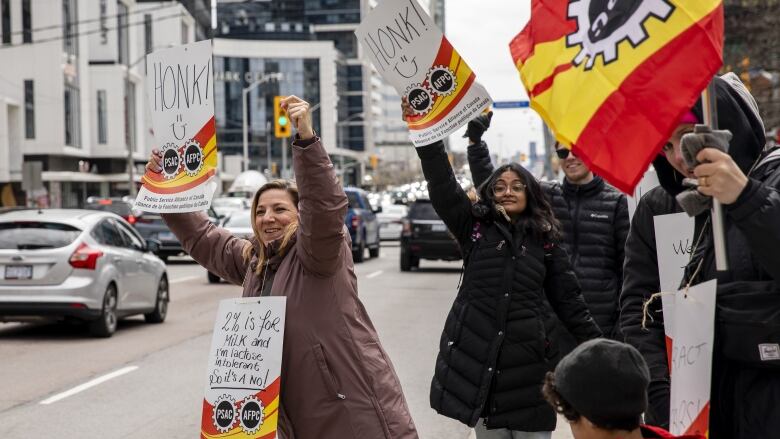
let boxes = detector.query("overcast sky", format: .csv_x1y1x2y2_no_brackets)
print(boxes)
444,0,544,158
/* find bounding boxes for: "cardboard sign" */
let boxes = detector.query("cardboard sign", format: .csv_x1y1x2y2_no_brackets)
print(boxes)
134,40,218,213
355,0,492,146
669,280,716,437
653,213,696,373
202,297,287,439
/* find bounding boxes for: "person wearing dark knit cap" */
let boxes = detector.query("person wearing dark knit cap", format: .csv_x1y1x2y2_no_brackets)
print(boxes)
542,339,705,439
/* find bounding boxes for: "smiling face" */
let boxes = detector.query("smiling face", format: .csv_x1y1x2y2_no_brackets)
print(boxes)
557,145,593,184
254,189,298,244
492,170,527,218
662,123,697,178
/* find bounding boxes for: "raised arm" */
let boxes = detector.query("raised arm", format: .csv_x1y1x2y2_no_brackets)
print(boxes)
283,96,348,277
144,150,249,286
464,112,495,188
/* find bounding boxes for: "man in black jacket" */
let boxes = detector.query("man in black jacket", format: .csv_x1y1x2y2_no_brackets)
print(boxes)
466,116,629,354
620,74,780,438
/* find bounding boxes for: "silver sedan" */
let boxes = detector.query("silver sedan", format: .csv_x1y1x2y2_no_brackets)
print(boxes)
0,209,169,337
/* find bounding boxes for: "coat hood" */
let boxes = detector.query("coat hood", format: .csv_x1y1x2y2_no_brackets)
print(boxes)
653,74,767,196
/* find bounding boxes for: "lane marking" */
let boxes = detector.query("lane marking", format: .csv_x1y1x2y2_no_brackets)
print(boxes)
171,275,202,284
39,366,139,405
366,270,384,279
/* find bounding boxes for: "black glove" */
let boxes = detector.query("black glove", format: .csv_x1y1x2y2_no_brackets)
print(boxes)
463,111,493,144
675,125,733,217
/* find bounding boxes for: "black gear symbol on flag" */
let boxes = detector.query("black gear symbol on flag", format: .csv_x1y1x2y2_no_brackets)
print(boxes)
566,0,674,70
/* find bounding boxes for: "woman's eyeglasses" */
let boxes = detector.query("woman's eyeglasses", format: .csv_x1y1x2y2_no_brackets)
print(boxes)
492,183,527,196
556,148,575,160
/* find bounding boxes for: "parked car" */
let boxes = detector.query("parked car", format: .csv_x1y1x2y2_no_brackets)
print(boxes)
211,197,250,218
207,209,253,284
399,199,461,271
377,204,408,241
344,187,381,263
0,209,168,337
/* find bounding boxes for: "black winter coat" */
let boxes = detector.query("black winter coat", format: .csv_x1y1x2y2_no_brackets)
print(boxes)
620,76,780,438
467,142,629,341
419,141,601,431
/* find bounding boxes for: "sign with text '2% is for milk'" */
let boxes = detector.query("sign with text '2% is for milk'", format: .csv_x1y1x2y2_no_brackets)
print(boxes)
201,297,286,439
355,0,492,146
134,40,218,213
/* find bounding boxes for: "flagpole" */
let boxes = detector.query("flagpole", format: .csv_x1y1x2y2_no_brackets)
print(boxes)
701,80,729,271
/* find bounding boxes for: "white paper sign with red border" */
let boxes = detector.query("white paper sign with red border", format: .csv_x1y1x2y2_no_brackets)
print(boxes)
134,40,218,213
201,297,286,439
653,213,696,373
355,0,492,146
669,279,716,437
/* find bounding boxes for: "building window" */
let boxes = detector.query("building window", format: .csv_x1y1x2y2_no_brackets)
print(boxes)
99,0,108,44
97,90,107,144
64,80,81,147
144,14,152,54
117,1,129,65
2,0,10,44
62,0,78,57
24,80,34,139
124,80,136,152
181,22,189,44
22,0,31,43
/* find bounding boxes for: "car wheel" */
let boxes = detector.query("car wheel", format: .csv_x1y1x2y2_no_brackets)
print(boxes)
411,256,420,269
352,240,365,263
144,276,169,324
369,243,380,258
89,283,118,337
400,248,412,272
207,271,221,284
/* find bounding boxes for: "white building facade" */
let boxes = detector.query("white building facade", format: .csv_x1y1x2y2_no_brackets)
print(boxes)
0,0,197,208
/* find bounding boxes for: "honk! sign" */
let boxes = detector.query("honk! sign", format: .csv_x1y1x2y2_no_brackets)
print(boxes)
355,0,492,146
134,40,218,213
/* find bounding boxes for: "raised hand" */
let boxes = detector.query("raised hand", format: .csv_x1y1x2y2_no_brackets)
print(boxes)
280,95,314,141
146,148,163,173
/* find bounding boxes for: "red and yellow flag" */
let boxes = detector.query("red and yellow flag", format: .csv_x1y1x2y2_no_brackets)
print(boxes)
510,0,724,193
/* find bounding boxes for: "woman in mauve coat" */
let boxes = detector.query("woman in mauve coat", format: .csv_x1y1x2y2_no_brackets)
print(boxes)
146,96,418,439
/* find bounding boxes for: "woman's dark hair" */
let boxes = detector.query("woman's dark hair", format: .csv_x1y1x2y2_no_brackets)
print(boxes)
542,372,642,431
477,163,561,241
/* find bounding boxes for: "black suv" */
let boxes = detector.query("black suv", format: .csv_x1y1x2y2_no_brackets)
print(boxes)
399,199,461,271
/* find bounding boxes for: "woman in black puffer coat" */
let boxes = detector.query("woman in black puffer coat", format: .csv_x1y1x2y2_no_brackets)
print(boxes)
406,105,602,438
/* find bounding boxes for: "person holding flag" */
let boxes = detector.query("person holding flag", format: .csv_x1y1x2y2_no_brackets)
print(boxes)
620,75,780,438
146,96,419,439
404,101,601,438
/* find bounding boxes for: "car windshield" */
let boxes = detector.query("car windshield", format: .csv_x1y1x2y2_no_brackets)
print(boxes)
0,221,82,249
224,211,252,228
85,201,132,217
408,201,439,220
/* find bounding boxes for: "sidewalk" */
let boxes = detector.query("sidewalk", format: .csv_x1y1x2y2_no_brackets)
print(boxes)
466,416,574,439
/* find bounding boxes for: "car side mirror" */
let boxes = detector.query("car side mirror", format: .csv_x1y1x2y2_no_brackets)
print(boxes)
373,206,383,214
146,239,161,254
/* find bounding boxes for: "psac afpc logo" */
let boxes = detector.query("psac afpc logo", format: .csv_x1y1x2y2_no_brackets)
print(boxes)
159,139,204,180
212,394,265,434
566,0,675,70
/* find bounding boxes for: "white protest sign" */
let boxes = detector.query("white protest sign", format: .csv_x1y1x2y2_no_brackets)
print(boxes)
355,0,492,146
135,40,218,213
201,297,286,438
669,279,716,437
653,212,696,373
628,167,659,220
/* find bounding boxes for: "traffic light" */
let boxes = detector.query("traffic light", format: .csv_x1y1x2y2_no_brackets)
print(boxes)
274,96,291,138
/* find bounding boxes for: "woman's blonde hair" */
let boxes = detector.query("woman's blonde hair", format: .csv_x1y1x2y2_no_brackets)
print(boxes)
242,179,300,275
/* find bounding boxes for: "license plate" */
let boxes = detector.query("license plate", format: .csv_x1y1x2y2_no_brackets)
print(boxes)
431,224,447,232
5,265,32,280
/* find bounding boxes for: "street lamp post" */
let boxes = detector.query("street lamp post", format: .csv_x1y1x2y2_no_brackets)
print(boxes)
242,73,283,172
125,53,149,197
335,112,365,185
